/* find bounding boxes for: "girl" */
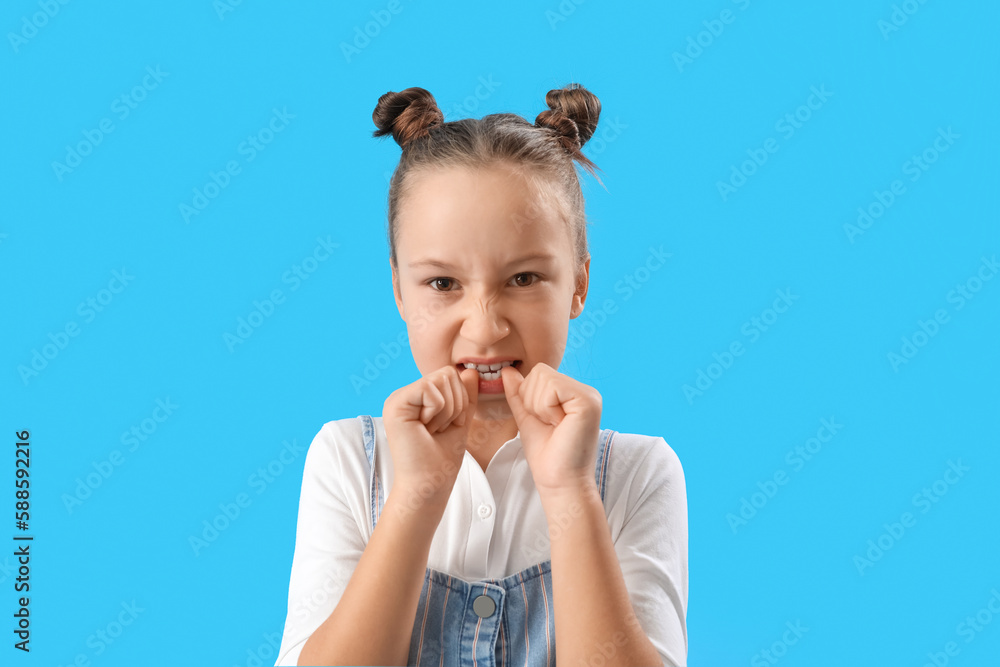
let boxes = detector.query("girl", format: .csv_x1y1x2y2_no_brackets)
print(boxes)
275,84,688,666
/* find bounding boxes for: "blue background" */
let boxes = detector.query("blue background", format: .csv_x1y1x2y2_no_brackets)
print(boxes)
2,1,998,665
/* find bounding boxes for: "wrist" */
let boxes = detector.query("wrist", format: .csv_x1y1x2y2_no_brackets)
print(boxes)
537,478,600,516
388,479,454,523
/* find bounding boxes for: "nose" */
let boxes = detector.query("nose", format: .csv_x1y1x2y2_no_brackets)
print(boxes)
459,291,510,345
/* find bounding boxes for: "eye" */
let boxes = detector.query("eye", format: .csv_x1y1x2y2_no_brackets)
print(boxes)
426,277,455,292
511,272,540,287
425,273,541,293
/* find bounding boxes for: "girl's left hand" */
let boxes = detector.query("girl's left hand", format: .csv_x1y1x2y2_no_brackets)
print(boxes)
500,362,603,496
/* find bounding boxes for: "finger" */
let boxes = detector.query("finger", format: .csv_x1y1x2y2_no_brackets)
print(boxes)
402,382,437,422
419,381,446,427
449,368,467,426
537,377,568,425
500,365,524,421
460,367,479,422
527,364,555,416
524,368,542,418
527,363,555,409
426,373,455,434
441,368,463,432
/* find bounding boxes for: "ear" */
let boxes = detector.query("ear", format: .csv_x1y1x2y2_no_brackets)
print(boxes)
569,253,590,319
391,260,406,320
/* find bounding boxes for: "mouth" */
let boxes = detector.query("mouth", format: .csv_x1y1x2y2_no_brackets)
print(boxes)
456,360,522,381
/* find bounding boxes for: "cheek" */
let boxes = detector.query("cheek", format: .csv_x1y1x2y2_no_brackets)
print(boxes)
408,296,451,330
520,314,567,344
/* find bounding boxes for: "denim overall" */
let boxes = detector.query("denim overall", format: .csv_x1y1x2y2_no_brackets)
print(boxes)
359,414,617,667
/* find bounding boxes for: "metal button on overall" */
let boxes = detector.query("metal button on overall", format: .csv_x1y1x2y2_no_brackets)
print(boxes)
473,594,496,618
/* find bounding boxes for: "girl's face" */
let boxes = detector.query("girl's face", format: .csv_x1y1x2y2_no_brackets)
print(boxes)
391,164,589,408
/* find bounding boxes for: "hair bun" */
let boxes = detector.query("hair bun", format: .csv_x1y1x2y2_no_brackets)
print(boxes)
372,87,445,149
534,83,601,154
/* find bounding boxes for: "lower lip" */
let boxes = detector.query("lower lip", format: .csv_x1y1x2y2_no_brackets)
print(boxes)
459,363,519,394
478,374,506,394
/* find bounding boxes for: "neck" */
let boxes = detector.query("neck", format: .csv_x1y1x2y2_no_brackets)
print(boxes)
465,405,518,462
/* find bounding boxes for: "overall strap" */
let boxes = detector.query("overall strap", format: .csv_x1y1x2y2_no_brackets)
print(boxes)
358,414,383,534
594,427,617,504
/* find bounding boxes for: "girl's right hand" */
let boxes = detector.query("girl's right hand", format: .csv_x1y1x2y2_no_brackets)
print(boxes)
383,365,480,507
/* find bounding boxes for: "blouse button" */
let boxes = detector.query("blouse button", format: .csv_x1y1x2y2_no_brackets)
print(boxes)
478,504,492,518
473,594,496,618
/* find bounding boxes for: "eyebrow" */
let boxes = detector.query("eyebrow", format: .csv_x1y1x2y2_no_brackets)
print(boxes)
408,253,557,270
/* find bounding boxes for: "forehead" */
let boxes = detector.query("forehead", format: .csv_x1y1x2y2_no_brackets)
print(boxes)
397,165,569,259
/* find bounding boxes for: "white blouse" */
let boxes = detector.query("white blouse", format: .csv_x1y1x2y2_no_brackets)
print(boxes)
275,415,688,666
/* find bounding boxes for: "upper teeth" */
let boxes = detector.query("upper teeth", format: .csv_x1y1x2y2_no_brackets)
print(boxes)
463,361,516,372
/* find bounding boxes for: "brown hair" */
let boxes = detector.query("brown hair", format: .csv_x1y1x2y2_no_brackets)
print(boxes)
371,84,603,273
